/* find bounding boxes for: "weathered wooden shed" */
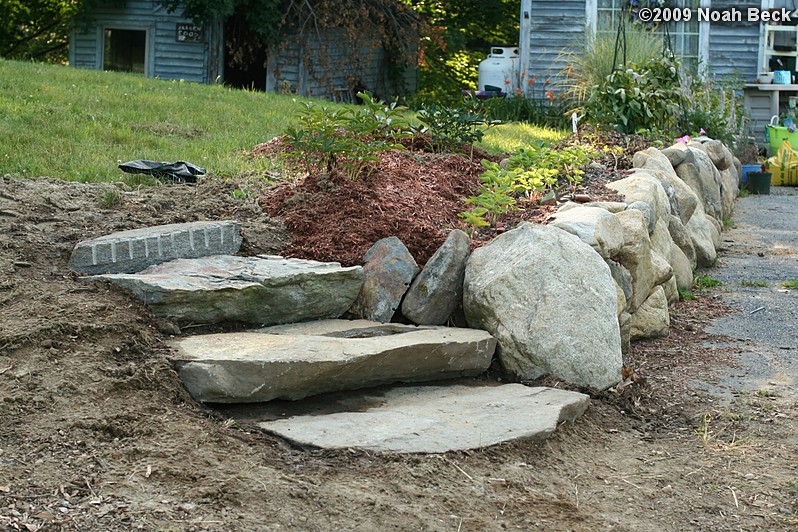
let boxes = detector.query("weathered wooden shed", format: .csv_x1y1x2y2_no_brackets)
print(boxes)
69,0,416,100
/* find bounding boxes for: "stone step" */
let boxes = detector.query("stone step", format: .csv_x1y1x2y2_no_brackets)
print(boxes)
69,220,242,274
93,255,364,326
171,320,497,403
257,383,590,453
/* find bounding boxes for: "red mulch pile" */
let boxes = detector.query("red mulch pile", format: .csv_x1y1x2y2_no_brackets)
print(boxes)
256,136,627,267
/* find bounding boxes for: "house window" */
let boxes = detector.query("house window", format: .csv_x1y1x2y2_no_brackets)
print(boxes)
594,0,702,71
104,29,146,73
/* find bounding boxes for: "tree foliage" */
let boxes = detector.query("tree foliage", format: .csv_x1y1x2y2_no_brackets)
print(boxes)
403,0,521,105
0,0,100,62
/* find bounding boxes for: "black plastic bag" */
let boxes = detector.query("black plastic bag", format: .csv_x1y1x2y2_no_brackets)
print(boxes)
118,160,205,184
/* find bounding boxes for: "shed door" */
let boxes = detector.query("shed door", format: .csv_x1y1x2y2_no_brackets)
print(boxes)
104,28,147,73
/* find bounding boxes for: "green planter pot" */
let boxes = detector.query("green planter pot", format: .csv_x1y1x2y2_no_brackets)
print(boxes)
746,172,772,195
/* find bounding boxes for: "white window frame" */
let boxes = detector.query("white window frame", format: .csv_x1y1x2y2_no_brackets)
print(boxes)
585,0,710,74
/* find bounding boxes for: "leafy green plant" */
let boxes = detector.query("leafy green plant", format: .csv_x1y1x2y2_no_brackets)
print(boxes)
415,97,500,154
781,280,798,289
459,142,595,229
231,188,251,199
680,71,747,147
283,92,409,180
678,288,697,300
694,274,723,290
584,54,686,134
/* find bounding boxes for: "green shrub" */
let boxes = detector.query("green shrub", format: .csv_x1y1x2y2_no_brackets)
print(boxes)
414,97,500,153
679,72,746,146
284,92,409,180
559,22,664,104
459,142,594,229
584,54,686,134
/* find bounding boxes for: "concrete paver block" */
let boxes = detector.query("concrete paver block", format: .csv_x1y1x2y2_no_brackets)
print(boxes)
69,220,242,274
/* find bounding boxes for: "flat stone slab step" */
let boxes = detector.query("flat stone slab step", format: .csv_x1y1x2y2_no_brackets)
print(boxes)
257,384,590,453
171,320,497,402
69,220,242,274
93,255,364,326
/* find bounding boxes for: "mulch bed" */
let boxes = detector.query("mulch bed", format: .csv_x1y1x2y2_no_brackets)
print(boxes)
255,132,633,267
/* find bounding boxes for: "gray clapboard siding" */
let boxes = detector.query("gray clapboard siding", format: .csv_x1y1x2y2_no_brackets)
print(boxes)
707,0,760,81
526,0,586,84
267,27,410,100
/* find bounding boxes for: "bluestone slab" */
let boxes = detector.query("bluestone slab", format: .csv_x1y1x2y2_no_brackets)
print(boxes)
171,320,496,402
69,220,243,274
258,384,590,453
95,255,364,326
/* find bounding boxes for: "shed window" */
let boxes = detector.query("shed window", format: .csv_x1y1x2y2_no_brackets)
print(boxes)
104,29,146,73
595,0,701,71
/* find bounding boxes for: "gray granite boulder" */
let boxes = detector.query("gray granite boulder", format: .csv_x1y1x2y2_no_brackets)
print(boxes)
668,214,697,269
350,237,419,323
686,205,718,267
614,209,672,312
171,320,496,402
630,286,670,340
401,230,470,325
607,172,671,225
69,220,242,274
551,206,625,259
94,255,364,325
463,223,622,390
675,147,724,223
703,140,733,171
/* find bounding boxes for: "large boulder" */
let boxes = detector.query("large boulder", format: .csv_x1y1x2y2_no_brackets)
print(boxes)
401,230,471,325
69,220,243,275
703,140,733,171
93,255,364,325
640,167,699,226
463,223,622,390
674,147,724,223
172,320,496,402
613,209,672,312
551,206,625,259
719,167,738,221
633,147,679,178
607,173,671,225
630,286,670,340
350,237,419,323
686,204,719,267
668,214,697,269
651,219,693,291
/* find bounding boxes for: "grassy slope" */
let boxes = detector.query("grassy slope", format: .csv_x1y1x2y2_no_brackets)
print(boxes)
0,59,565,182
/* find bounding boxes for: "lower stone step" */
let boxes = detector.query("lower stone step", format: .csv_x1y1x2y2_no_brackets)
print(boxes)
258,384,590,453
171,320,497,402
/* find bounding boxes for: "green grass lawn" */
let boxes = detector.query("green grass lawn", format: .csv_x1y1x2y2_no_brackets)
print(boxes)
0,59,565,183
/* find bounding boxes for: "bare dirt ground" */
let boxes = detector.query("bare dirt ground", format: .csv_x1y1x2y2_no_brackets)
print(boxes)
1,171,797,531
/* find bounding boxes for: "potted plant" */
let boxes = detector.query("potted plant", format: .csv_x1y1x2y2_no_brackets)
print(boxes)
734,136,765,189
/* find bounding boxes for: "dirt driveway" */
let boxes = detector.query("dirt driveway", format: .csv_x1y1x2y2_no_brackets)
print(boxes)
1,177,796,531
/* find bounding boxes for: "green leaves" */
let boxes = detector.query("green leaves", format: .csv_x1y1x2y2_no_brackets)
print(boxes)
283,91,410,180
415,99,499,153
459,143,595,230
584,55,687,135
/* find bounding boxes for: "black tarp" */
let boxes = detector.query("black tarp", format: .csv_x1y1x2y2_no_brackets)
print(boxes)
118,160,205,183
